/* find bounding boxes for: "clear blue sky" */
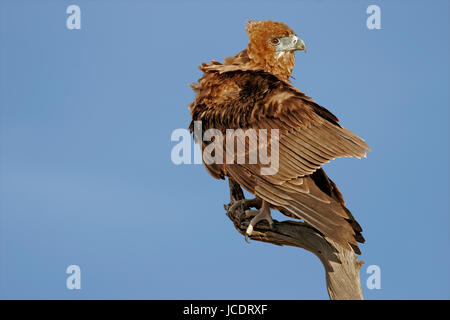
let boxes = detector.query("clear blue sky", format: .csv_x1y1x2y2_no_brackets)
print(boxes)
0,0,448,299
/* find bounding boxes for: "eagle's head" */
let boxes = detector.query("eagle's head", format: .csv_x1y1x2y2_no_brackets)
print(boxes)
245,20,306,81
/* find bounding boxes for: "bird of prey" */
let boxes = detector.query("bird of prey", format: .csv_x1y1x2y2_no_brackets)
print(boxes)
188,20,370,254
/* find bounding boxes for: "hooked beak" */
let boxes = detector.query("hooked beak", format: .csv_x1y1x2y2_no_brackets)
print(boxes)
294,37,306,52
275,35,306,53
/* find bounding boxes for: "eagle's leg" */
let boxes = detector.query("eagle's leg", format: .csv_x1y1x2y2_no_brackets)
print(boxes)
227,197,262,216
245,200,273,243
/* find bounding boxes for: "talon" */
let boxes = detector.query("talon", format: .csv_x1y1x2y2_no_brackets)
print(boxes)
242,200,272,243
245,223,254,243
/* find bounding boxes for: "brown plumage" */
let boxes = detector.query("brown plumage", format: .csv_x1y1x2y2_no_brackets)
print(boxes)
188,20,370,254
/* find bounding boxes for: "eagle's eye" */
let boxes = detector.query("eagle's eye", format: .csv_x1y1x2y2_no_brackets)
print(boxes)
270,38,280,46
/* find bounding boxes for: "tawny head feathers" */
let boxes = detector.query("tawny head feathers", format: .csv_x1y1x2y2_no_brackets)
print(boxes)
245,20,306,81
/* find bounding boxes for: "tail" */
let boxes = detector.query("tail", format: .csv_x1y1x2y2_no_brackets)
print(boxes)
309,168,365,254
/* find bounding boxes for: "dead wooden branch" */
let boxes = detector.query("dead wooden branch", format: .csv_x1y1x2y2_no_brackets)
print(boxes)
225,178,364,300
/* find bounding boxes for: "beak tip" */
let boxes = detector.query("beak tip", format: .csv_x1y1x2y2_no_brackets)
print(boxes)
298,39,306,52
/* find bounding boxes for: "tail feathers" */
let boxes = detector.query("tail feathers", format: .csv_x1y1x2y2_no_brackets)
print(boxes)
254,180,359,251
344,207,365,243
310,169,365,252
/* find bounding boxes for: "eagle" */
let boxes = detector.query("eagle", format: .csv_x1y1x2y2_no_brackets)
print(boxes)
188,20,370,254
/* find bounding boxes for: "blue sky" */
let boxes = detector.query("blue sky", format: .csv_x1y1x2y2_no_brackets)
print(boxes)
0,0,448,299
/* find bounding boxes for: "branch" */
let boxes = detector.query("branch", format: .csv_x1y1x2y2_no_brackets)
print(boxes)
225,178,364,300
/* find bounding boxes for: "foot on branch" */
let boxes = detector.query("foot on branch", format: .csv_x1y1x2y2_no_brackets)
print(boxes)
227,198,262,218
245,200,274,243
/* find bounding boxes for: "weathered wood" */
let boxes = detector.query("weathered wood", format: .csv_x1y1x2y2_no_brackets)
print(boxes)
225,178,364,300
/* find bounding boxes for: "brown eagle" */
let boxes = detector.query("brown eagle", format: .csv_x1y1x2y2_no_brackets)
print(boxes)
188,20,370,254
